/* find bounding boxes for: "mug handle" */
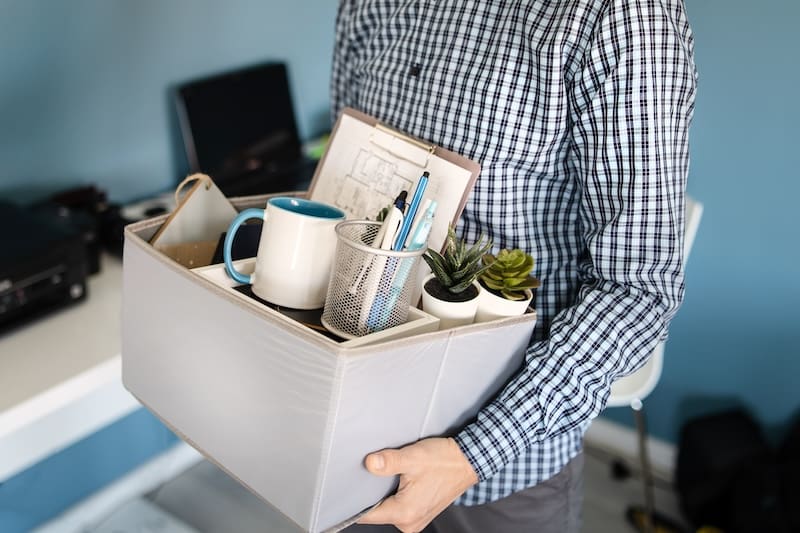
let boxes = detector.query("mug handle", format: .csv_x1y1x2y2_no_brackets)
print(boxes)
223,208,266,285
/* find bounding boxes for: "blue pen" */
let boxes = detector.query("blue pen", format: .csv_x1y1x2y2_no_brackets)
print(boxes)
368,176,429,332
393,171,429,250
378,200,437,326
404,199,435,252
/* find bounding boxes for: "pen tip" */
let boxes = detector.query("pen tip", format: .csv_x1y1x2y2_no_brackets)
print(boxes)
423,171,430,177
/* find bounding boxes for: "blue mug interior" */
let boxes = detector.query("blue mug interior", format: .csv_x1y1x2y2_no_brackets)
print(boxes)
268,197,345,219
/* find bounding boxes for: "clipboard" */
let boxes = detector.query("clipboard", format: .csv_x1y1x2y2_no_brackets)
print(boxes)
306,107,481,255
149,173,239,267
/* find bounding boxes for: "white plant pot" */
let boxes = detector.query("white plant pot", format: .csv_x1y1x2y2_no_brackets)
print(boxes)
475,286,533,323
421,275,479,330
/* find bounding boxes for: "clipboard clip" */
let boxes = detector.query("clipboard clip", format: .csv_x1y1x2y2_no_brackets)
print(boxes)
370,123,436,168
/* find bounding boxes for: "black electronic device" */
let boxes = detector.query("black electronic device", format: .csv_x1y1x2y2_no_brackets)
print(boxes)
0,201,88,333
33,184,117,267
32,202,100,275
174,61,316,197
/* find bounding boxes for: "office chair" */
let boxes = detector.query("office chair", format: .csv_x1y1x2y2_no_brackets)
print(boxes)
605,196,703,533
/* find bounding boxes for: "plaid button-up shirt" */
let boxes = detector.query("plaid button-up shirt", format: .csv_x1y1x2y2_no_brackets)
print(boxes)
332,0,696,505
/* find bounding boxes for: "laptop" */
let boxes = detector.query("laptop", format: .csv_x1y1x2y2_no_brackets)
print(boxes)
174,62,316,197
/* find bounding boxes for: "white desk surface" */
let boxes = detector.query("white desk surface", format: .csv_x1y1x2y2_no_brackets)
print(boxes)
0,254,140,480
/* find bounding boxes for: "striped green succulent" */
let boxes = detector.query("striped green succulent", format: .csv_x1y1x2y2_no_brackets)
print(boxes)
423,226,493,294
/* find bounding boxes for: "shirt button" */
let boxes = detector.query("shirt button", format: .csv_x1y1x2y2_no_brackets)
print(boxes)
408,63,422,77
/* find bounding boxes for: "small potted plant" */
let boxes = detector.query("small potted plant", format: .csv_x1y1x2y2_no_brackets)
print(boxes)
475,248,540,322
421,226,493,330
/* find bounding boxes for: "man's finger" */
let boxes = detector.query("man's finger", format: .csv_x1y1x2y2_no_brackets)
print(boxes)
364,448,409,476
357,495,411,526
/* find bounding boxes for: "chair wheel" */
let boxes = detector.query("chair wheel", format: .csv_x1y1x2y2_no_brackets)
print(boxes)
625,505,689,533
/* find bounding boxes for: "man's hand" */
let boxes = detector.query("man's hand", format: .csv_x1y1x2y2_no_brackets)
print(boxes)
357,437,478,533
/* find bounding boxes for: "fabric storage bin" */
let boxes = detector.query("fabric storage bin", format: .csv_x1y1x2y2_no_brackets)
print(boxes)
121,109,538,532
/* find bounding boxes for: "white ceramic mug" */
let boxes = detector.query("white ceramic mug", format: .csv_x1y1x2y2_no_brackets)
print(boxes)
223,197,346,309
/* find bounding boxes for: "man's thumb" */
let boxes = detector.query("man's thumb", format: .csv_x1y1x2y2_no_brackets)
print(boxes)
364,449,405,476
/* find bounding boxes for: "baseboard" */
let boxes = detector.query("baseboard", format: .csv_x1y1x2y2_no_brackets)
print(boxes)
585,416,677,483
33,441,202,533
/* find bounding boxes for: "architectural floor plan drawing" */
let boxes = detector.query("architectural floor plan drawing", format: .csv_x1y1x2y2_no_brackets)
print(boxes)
334,149,414,219
310,110,478,253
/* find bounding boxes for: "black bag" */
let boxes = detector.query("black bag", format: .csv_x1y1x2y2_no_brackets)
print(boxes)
727,460,789,533
676,409,773,529
779,414,800,531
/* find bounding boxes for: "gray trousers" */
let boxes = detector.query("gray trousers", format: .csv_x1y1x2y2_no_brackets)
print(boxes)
346,452,583,533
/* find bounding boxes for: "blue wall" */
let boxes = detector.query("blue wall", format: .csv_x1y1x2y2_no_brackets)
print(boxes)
0,0,337,203
2,0,799,529
603,0,800,443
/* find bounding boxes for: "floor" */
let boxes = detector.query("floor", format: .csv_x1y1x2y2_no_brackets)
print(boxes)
133,446,692,533
581,447,690,533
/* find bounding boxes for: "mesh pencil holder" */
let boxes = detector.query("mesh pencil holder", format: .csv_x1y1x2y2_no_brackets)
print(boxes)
322,221,425,338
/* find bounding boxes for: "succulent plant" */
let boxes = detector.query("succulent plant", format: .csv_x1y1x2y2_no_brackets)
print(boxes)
423,226,493,295
480,248,541,301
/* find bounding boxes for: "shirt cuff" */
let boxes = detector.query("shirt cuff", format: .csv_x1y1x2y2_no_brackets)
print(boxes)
454,400,533,482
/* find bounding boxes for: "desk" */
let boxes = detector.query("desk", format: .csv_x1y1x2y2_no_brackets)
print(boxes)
0,254,140,480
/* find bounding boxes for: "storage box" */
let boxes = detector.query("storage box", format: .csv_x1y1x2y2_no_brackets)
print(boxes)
121,110,537,532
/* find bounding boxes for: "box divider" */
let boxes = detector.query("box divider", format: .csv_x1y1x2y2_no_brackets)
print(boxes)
310,354,348,531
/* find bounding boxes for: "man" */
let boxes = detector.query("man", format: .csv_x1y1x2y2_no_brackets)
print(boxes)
331,1,697,531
